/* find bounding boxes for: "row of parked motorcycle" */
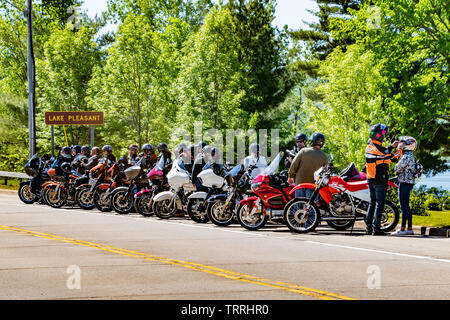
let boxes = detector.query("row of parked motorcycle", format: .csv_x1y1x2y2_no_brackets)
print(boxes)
17,152,400,234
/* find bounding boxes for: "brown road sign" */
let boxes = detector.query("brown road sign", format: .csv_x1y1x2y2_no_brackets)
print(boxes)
45,111,104,125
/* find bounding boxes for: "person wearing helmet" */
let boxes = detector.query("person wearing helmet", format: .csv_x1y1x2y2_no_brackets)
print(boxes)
285,133,308,168
101,145,116,167
156,143,173,174
71,145,81,158
127,144,140,166
391,136,421,236
137,143,157,171
243,143,267,179
71,145,91,175
51,146,73,169
364,124,401,236
74,147,101,189
191,142,211,189
288,133,329,199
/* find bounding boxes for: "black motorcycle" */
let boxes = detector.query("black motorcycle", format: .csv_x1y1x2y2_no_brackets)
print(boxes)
18,154,52,204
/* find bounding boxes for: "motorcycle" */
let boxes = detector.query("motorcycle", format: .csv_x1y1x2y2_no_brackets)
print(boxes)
19,154,52,204
75,162,110,210
152,159,195,219
236,152,295,230
134,156,169,217
205,162,255,227
283,161,399,233
42,163,81,208
93,159,128,212
110,164,146,214
186,162,229,223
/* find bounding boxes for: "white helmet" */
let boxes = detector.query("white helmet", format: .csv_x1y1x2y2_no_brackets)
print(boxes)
398,136,417,151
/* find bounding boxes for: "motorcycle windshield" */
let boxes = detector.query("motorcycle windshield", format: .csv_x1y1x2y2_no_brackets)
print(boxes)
26,154,39,168
154,156,165,171
261,152,282,176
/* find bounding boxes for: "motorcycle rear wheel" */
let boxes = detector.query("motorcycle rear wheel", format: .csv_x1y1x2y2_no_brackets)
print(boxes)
46,187,67,208
236,203,268,231
326,220,355,231
284,197,320,233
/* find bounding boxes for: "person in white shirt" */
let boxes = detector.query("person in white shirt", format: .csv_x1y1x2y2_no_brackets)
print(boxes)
243,143,267,179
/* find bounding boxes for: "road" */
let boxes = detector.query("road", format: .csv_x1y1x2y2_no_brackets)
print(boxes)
0,191,449,300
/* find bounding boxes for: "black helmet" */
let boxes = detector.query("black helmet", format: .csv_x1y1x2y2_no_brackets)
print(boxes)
157,143,168,152
142,143,155,152
81,145,90,153
369,124,389,142
61,146,71,154
102,145,113,152
72,145,81,154
310,133,325,147
295,133,308,142
61,162,71,173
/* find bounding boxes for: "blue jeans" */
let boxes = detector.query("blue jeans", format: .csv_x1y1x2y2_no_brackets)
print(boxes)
295,188,313,199
399,183,414,228
366,183,388,231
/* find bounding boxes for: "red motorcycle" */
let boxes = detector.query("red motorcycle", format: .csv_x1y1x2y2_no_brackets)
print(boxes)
283,162,399,233
236,153,295,230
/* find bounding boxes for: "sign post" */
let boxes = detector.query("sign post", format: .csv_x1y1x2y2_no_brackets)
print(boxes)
45,111,104,150
51,125,55,157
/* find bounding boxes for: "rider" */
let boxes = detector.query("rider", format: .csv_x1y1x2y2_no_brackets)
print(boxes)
191,142,209,189
101,145,116,167
137,143,158,172
364,124,401,236
156,143,173,175
243,143,267,179
127,144,140,165
72,145,90,175
285,133,308,168
74,147,101,189
52,146,73,170
288,133,329,199
71,145,81,159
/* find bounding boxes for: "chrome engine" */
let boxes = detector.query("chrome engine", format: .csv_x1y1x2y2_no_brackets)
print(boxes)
329,193,354,216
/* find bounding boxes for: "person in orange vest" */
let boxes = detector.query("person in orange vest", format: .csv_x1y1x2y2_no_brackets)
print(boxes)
364,124,402,235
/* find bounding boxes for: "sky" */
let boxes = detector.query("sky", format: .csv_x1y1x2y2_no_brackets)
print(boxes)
80,0,319,33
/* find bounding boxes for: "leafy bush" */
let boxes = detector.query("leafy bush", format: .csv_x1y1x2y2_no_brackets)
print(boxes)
410,192,429,216
425,195,442,211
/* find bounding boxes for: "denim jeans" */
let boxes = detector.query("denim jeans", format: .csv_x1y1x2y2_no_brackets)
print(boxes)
295,188,313,199
366,183,388,231
399,183,414,228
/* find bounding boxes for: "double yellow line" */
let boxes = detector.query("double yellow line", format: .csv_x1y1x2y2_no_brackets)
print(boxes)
0,224,354,300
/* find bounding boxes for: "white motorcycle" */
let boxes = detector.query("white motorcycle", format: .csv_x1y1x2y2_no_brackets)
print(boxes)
152,159,196,219
186,162,229,223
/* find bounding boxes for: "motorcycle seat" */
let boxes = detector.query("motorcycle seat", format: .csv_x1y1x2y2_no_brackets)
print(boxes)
345,180,368,192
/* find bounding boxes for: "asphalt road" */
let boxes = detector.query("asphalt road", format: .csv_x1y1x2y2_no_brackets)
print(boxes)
0,191,449,300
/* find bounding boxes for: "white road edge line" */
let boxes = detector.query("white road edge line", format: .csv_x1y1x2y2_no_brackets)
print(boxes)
7,201,450,264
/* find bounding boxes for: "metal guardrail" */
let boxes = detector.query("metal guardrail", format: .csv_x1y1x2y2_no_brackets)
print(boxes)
0,171,29,185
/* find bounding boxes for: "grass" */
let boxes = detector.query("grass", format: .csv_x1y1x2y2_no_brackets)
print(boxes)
0,178,20,191
412,210,450,228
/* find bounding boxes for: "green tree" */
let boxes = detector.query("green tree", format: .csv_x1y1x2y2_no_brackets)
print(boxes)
174,7,248,134
88,15,190,151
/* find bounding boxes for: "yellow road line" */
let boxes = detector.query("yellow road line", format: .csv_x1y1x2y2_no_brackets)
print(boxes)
0,224,355,300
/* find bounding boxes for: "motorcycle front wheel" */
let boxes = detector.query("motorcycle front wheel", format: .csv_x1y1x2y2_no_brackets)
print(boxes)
187,198,209,223
153,199,176,219
46,187,67,208
18,182,37,204
283,197,320,233
207,200,234,227
135,192,155,217
111,189,134,214
76,187,95,210
236,203,268,231
94,188,112,212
